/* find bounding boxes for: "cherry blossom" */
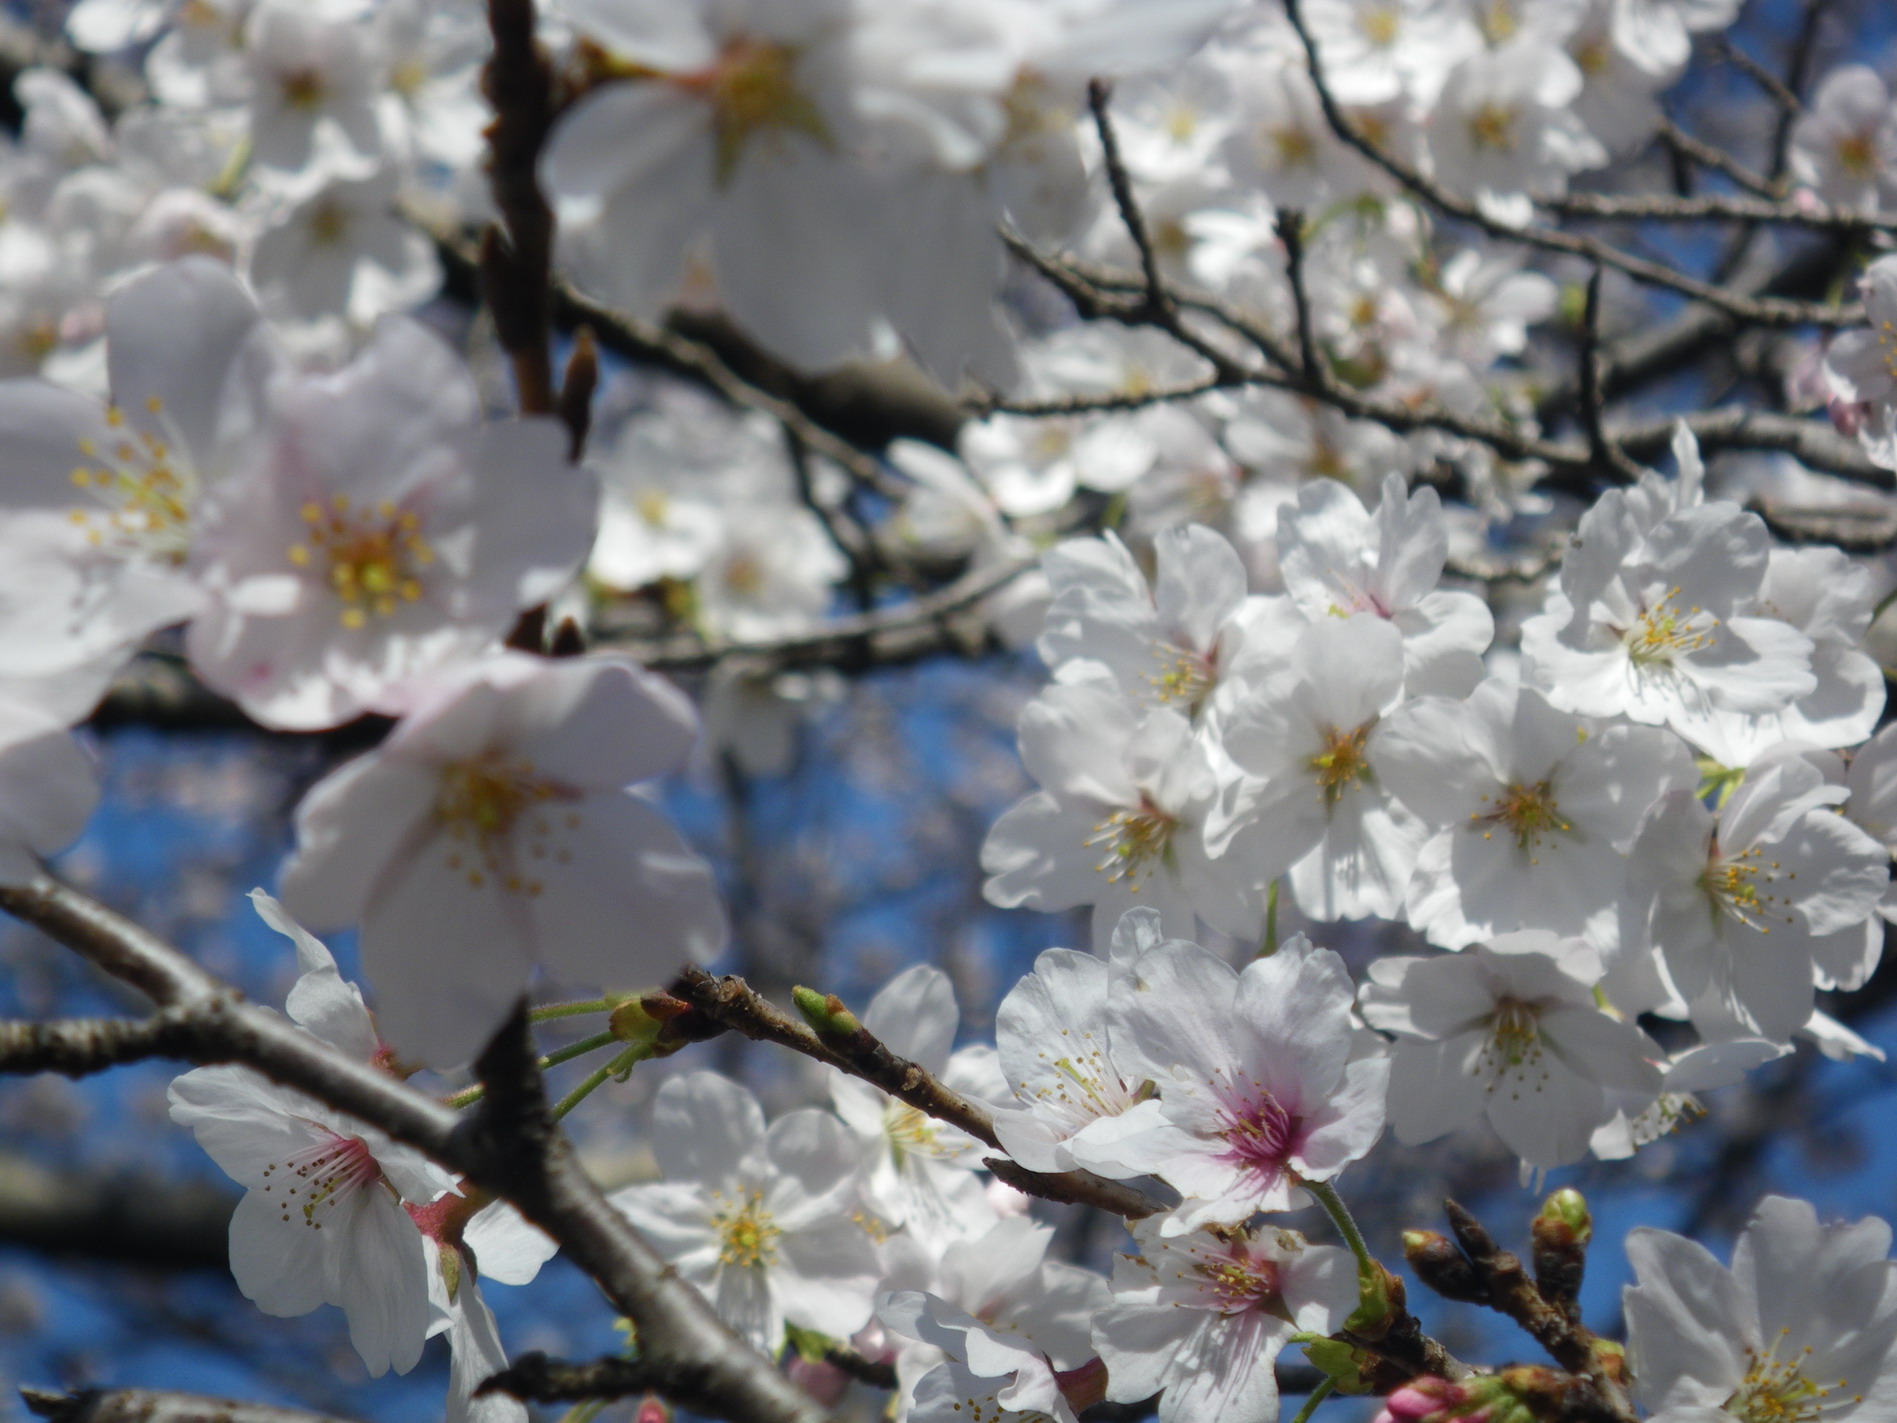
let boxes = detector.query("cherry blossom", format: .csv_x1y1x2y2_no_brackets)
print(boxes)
1093,1216,1357,1423
1624,1195,1897,1423
1094,932,1388,1231
1360,932,1664,1168
168,892,456,1377
610,1071,882,1354
1372,677,1697,948
279,653,727,1066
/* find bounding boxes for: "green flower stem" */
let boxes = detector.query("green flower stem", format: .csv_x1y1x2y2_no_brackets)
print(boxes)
443,1030,621,1109
1286,1377,1336,1423
1307,1179,1374,1277
552,1043,649,1121
1260,879,1281,957
530,997,614,1023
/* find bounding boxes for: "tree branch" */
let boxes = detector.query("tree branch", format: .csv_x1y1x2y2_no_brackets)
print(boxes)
1278,0,1858,329
669,967,1166,1220
22,1389,361,1423
0,875,834,1423
0,1008,203,1078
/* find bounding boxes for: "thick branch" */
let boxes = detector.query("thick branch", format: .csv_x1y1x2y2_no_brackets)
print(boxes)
0,1009,202,1077
0,875,832,1423
22,1389,360,1423
670,967,1165,1220
480,0,558,414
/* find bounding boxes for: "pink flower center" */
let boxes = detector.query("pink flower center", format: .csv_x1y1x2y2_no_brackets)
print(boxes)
1216,1082,1299,1186
1196,1247,1283,1315
261,1129,384,1229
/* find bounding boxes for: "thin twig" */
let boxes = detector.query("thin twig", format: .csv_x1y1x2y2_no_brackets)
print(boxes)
1578,267,1645,483
669,967,1166,1220
1279,0,1858,329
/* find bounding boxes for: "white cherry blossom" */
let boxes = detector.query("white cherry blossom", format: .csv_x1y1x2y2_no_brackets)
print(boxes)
981,681,1264,951
1359,931,1664,1167
1519,491,1816,751
1372,677,1697,948
1621,753,1889,1041
168,892,455,1377
188,318,595,730
1213,615,1428,922
1093,1216,1357,1423
1624,1195,1897,1423
279,653,727,1067
1275,471,1493,696
610,1071,881,1354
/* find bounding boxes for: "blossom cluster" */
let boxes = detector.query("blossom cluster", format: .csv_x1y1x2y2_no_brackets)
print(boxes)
0,2,1894,1423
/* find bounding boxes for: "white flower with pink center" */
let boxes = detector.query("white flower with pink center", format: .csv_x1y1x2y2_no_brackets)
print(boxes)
279,652,727,1067
1276,471,1493,697
1093,1216,1358,1423
1091,932,1388,1233
168,892,456,1377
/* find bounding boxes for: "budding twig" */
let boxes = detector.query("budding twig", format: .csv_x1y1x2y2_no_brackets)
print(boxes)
670,966,1167,1219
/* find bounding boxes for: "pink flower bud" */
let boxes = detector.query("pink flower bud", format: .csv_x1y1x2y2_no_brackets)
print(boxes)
787,1356,850,1407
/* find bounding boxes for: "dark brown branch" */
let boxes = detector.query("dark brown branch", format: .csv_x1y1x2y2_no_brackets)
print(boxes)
1441,1201,1636,1423
22,1388,361,1423
480,1354,696,1405
480,0,559,415
1277,209,1320,379
669,967,1165,1219
1578,267,1645,483
1279,0,1857,329
1546,187,1892,231
1651,118,1783,200
608,552,1037,675
0,1009,202,1078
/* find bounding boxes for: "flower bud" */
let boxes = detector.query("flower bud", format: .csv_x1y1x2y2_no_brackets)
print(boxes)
1403,1229,1487,1303
1304,1338,1378,1395
635,1394,670,1423
1537,1188,1592,1245
792,985,863,1038
1532,1189,1591,1315
1346,1259,1408,1338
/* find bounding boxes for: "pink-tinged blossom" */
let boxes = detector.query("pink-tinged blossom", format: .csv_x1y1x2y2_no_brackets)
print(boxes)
1276,473,1492,696
1093,933,1388,1233
279,653,727,1067
1092,1216,1357,1423
1372,677,1697,948
168,892,455,1377
981,681,1264,952
187,317,595,730
610,1071,882,1355
1519,490,1816,752
1213,615,1428,923
1621,753,1889,1042
1360,932,1664,1168
1624,1195,1897,1423
1821,255,1897,470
